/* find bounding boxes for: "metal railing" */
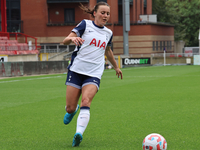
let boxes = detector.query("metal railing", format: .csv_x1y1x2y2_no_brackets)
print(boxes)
40,44,75,53
0,32,38,49
151,53,200,58
63,51,73,60
48,46,69,60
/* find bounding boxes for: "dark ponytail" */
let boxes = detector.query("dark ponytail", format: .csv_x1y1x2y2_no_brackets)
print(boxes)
79,2,110,18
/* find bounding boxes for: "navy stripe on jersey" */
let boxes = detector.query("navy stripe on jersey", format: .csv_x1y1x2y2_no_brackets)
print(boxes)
67,51,78,69
72,20,86,37
107,34,113,47
92,21,104,29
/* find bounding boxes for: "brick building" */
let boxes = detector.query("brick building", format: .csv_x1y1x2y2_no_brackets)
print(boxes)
1,0,174,55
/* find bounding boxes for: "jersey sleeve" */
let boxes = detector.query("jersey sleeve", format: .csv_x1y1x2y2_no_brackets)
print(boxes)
72,20,86,37
107,34,113,47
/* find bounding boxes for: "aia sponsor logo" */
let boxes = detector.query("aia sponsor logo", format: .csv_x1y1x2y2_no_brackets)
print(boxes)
89,38,106,50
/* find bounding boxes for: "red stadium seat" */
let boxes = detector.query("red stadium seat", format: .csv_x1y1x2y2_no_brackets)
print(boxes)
0,40,6,44
9,44,18,51
9,40,18,44
0,44,6,51
5,44,11,50
0,36,8,40
17,43,24,50
5,40,12,44
23,43,29,50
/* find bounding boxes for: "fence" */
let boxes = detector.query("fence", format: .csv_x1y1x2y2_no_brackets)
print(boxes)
116,53,199,68
0,61,68,77
151,53,199,65
1,53,199,78
40,44,75,53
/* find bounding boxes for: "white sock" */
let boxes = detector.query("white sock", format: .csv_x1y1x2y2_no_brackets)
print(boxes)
76,108,90,135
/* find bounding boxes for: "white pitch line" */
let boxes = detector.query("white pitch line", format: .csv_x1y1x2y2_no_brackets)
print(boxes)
0,80,20,83
102,75,173,78
0,76,62,84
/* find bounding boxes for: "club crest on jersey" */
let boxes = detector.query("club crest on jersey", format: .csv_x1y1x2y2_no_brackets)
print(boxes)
106,35,108,40
89,38,106,50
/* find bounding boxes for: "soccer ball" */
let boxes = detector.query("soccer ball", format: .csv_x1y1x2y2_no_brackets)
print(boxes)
142,133,167,150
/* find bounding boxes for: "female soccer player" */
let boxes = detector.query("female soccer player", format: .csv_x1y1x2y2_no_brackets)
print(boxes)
63,1,123,147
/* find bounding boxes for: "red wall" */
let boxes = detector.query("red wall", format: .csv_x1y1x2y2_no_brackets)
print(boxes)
21,0,48,37
20,0,173,39
21,1,90,37
48,3,90,23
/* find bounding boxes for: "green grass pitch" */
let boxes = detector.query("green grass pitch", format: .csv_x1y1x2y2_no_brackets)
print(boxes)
0,65,200,150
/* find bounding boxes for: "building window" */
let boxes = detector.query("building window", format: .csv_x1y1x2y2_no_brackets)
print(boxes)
163,41,166,51
160,41,162,51
6,0,22,32
153,41,155,51
156,41,158,51
118,6,122,24
153,41,170,51
64,8,75,23
97,0,107,2
7,1,21,20
167,41,172,50
144,0,147,7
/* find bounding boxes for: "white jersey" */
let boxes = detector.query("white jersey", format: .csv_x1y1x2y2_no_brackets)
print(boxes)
68,19,113,79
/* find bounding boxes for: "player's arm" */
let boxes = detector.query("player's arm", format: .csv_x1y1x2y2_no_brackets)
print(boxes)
63,32,84,46
105,46,123,79
63,20,86,46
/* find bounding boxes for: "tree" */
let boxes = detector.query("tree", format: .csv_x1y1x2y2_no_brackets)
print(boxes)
153,0,200,46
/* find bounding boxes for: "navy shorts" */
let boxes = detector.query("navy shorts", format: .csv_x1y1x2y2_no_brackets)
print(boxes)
65,70,100,90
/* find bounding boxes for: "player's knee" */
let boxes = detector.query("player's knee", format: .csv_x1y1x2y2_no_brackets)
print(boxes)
81,97,90,106
66,105,76,114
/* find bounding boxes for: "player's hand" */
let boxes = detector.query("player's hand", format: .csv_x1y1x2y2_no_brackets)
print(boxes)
71,37,85,46
115,68,123,79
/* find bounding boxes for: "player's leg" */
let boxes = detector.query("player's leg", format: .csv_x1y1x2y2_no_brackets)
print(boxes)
66,85,81,113
63,85,81,125
72,83,99,147
77,84,98,133
64,70,82,125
